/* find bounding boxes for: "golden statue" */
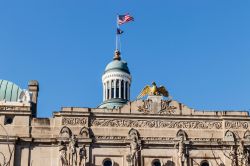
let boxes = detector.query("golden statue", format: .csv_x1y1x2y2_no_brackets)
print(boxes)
137,82,169,99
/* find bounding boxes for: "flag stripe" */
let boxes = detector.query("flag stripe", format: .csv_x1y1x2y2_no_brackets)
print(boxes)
118,14,134,25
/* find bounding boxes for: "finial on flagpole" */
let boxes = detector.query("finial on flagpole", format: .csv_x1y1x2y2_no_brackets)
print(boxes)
113,50,121,60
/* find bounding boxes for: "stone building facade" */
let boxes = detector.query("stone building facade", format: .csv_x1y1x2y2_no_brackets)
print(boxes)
0,51,250,166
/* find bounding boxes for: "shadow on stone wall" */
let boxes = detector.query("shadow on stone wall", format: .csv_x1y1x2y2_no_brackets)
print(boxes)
165,160,175,166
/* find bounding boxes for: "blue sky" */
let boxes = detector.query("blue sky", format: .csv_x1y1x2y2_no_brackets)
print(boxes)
0,1,250,117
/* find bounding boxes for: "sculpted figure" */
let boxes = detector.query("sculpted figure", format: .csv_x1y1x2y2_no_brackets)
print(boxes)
59,141,68,166
130,134,141,166
229,146,237,166
79,144,87,166
127,129,141,166
175,135,186,166
69,135,78,166
237,141,249,166
245,150,250,166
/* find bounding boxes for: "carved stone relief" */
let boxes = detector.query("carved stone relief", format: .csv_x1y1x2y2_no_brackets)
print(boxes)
0,106,16,110
62,118,87,126
176,129,188,140
59,141,68,166
79,144,87,166
224,130,236,142
59,126,72,139
225,121,249,129
58,136,87,166
79,127,89,138
175,130,188,166
244,130,250,141
159,100,177,114
127,128,141,166
137,99,176,114
91,118,222,129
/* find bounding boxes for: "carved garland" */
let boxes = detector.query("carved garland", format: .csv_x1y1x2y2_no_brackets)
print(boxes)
91,119,222,129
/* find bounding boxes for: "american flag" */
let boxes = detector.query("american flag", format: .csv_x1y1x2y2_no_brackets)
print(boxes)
118,14,134,25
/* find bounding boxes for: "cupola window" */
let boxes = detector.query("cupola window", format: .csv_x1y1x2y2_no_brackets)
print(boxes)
116,80,119,98
107,81,110,100
121,80,124,99
111,80,114,98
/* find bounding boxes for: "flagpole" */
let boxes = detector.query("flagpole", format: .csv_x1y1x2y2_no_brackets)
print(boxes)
116,15,119,51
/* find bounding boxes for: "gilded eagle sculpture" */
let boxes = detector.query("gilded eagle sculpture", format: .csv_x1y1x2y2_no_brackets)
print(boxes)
137,82,169,99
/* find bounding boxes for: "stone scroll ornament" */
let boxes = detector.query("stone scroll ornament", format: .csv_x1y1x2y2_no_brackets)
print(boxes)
126,129,141,166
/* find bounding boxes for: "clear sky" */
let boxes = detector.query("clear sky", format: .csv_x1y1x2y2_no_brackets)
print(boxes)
0,1,250,117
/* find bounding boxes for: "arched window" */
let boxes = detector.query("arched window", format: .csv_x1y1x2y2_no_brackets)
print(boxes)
103,158,113,166
200,160,209,166
116,79,119,98
107,81,111,99
152,159,161,166
111,80,114,98
121,80,124,99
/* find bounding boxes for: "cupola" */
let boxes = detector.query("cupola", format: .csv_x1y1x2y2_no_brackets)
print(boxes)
99,50,132,109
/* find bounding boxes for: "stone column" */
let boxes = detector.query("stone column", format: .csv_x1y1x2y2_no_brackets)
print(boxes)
105,82,107,100
123,81,126,100
103,83,105,101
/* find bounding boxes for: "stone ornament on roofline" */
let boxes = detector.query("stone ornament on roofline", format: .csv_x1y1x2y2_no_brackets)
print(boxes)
137,82,176,114
18,90,32,103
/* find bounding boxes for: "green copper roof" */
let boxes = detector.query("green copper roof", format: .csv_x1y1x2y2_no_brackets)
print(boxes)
98,98,128,109
0,80,23,102
105,60,130,74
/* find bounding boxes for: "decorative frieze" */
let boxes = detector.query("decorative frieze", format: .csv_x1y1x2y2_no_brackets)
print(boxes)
62,118,87,126
0,106,29,111
189,138,222,142
91,119,222,129
225,121,249,129
93,136,223,144
95,136,126,140
0,106,15,110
